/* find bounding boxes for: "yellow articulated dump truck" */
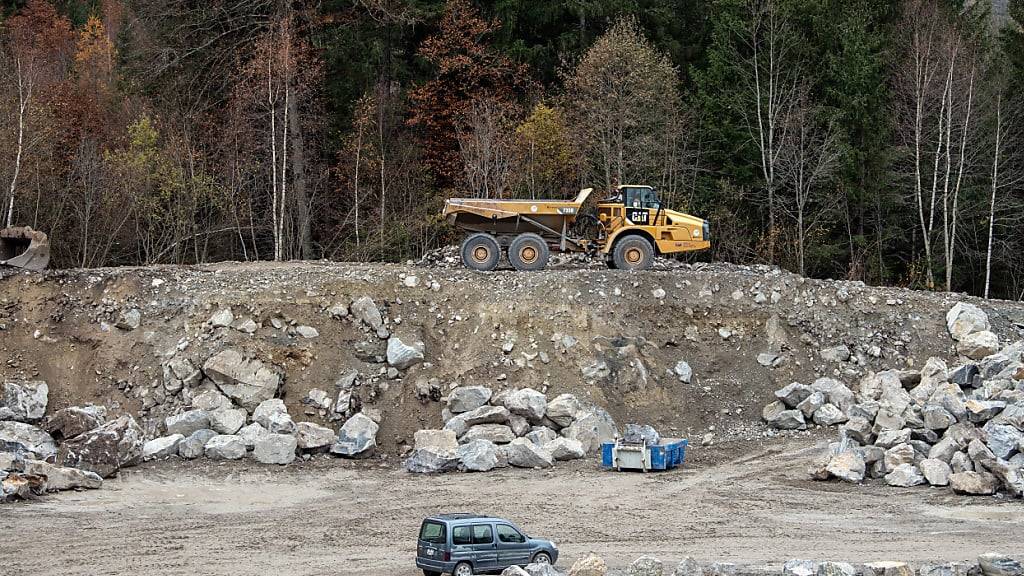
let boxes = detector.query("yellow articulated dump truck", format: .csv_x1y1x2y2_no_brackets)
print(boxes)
442,185,710,271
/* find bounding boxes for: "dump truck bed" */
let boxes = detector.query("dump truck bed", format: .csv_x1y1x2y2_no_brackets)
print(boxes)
443,189,593,250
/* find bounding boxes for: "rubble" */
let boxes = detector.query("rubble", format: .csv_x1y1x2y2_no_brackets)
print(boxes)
57,415,144,478
202,349,282,412
0,380,48,422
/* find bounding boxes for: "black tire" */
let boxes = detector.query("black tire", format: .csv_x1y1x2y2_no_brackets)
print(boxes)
532,551,553,565
508,233,550,271
612,235,655,271
452,562,474,576
422,571,441,576
460,233,500,271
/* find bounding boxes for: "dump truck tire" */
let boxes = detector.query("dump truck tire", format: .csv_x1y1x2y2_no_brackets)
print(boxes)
460,233,501,271
612,236,654,271
508,233,549,271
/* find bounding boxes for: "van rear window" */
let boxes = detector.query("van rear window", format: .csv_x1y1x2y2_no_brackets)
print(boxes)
419,521,446,544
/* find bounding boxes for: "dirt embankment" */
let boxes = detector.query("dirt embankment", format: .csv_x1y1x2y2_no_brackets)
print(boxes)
2,260,1023,455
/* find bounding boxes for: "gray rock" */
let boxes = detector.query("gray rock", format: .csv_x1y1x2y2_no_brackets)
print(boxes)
969,439,998,469
920,458,952,486
448,386,493,413
544,437,586,461
21,459,102,491
818,563,857,576
116,308,141,330
203,350,282,412
502,567,530,576
178,429,217,459
303,388,333,410
209,408,246,435
253,433,297,465
0,421,57,460
445,405,510,438
929,383,968,422
706,563,737,576
784,560,819,576
545,394,582,428
205,435,245,460
457,439,499,472
295,422,336,450
767,409,806,430
875,429,912,449
986,458,1024,497
237,422,269,450
502,388,548,423
561,407,617,453
820,345,852,363
0,380,48,422
951,451,974,473
405,429,459,473
191,389,232,412
57,415,144,477
840,417,874,445
295,325,319,339
42,405,106,441
509,414,531,437
946,421,984,449
462,424,515,445
331,413,379,457
958,331,1000,360
967,399,1006,423
386,336,424,370
950,364,982,387
253,399,295,434
923,406,957,431
209,308,234,327
628,556,663,576
623,424,660,445
165,410,211,437
796,392,826,419
884,443,916,470
950,471,1000,495
983,422,1022,459
757,352,782,368
350,296,384,331
930,436,962,463
979,553,1023,576
674,557,703,576
885,463,926,487
143,434,185,460
504,437,553,468
163,356,201,393
826,450,865,483
863,562,913,576
523,564,562,576
813,404,848,426
946,302,990,341
674,361,693,383
811,378,855,413
919,563,974,576
775,382,813,408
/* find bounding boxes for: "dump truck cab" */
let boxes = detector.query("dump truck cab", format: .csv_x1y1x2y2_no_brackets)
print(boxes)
442,185,709,272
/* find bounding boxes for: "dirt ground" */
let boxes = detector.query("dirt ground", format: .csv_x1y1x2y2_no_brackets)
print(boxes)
4,436,1023,575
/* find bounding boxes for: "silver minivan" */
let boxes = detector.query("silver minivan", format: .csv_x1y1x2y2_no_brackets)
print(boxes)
416,513,559,575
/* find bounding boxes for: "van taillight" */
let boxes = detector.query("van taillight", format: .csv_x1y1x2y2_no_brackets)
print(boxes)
444,551,451,561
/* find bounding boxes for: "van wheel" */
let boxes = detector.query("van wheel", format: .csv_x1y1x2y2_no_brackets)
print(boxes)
460,233,500,271
508,233,549,271
612,236,654,271
453,562,474,576
532,552,552,564
422,571,441,576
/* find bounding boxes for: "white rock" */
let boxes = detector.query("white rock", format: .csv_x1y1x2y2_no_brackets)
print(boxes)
203,350,282,412
544,437,585,460
295,422,337,450
253,433,297,465
0,380,48,422
545,394,581,428
295,325,319,339
164,410,210,437
673,361,693,383
209,308,234,328
331,413,379,457
204,435,245,460
142,434,185,460
252,399,295,434
237,422,269,450
946,302,990,341
387,336,425,370
209,408,246,435
504,437,553,468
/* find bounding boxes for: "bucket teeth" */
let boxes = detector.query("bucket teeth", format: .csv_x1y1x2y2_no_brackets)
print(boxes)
0,226,50,271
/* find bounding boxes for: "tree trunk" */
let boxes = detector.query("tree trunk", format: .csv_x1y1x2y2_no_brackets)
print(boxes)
985,94,1002,299
287,92,313,259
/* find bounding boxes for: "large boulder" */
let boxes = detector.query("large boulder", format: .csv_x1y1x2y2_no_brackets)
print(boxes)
191,389,232,412
253,434,297,465
544,437,586,461
674,557,703,576
57,415,144,478
546,394,582,428
448,386,493,413
386,336,424,370
983,422,1022,460
143,434,185,460
978,554,1023,576
178,429,217,459
629,556,664,576
331,413,379,457
813,404,848,426
205,435,246,460
295,422,337,450
811,378,855,414
202,349,282,412
775,382,813,408
863,563,913,576
165,410,211,437
958,331,1001,360
819,563,857,576
502,388,548,423
884,463,926,487
445,405,510,438
950,471,1000,495
0,380,48,422
461,424,515,445
0,421,57,460
237,422,270,450
920,458,952,486
350,296,385,332
21,459,102,491
767,408,806,431
783,560,819,576
253,399,295,434
43,406,106,441
561,408,617,453
526,427,559,446
947,303,990,341
504,438,553,469
405,429,459,473
623,424,660,445
457,439,499,472
209,408,246,435
826,450,865,483
569,553,607,576
986,458,1024,498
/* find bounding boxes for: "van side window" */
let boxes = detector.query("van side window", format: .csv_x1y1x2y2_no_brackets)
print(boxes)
496,524,525,543
452,525,472,545
471,524,493,544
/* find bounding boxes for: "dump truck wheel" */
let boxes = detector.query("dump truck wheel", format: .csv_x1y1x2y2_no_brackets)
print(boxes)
460,233,501,271
612,236,654,271
508,233,549,271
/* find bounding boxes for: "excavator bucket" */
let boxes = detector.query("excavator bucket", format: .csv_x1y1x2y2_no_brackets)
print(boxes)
0,226,50,271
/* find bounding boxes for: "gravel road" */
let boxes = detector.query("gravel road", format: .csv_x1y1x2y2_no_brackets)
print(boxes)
3,438,1022,575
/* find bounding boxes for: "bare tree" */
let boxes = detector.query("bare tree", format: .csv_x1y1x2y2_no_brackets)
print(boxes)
457,98,518,199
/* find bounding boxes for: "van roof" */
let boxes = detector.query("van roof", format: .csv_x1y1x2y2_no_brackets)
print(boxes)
425,514,507,523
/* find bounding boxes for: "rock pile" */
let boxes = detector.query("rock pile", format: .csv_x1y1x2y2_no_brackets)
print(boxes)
813,303,1024,497
763,377,856,430
405,386,616,473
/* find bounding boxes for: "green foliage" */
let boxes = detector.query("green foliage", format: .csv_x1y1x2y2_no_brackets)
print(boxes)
514,102,576,197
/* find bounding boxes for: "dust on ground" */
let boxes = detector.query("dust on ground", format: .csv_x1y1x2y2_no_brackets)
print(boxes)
3,436,1022,576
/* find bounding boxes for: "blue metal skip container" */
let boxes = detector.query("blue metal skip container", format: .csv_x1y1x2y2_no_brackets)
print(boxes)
600,438,688,471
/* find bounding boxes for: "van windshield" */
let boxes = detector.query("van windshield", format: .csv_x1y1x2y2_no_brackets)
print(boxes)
419,521,446,544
